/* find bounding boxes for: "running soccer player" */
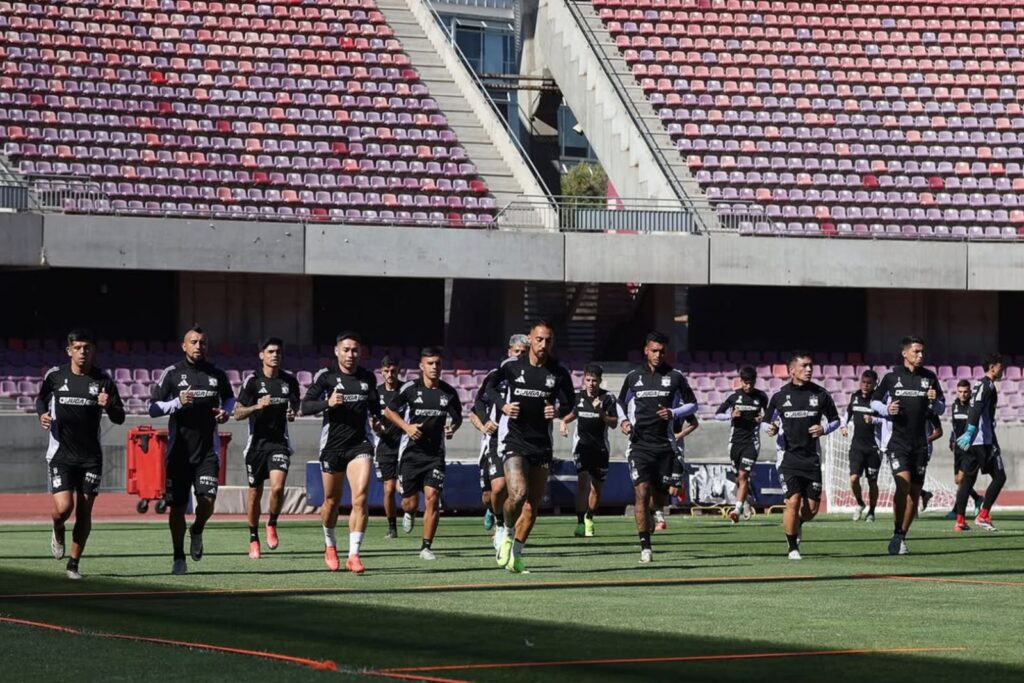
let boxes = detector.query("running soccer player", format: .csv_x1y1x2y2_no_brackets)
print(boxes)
470,334,528,549
383,347,462,559
841,369,882,522
954,353,1006,532
301,331,380,574
490,321,574,573
945,380,984,519
559,363,618,538
372,356,403,539
870,336,945,555
618,331,698,563
715,366,768,524
233,337,300,559
150,326,234,575
764,351,840,560
36,329,125,579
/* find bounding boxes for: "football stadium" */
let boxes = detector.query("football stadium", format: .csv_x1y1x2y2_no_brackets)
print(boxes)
1,0,1023,680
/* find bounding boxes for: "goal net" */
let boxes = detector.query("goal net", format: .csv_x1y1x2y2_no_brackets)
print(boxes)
821,432,957,514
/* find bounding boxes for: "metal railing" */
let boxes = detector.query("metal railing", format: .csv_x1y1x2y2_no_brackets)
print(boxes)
23,174,108,212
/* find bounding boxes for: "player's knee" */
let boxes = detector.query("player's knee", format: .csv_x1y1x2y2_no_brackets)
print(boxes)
401,496,417,513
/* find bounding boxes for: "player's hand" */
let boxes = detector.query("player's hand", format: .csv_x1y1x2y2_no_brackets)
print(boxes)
674,432,685,441
483,420,498,435
956,425,977,451
213,408,229,424
927,387,937,401
840,427,849,438
559,420,569,438
887,400,900,415
732,408,742,419
405,423,423,441
97,390,109,408
656,406,672,421
256,395,272,410
502,402,520,418
543,402,556,420
808,424,824,438
39,413,52,429
864,414,874,424
620,419,632,435
286,406,297,422
327,390,343,408
444,423,455,440
766,423,779,436
179,390,194,406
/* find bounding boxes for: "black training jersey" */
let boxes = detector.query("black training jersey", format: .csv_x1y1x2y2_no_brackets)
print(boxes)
846,390,882,451
571,389,617,453
473,367,502,452
967,375,998,447
237,369,301,456
387,378,462,460
489,356,575,456
376,383,404,452
950,398,971,443
715,388,769,447
766,381,840,471
36,364,125,464
301,366,380,455
618,364,697,450
151,359,234,463
871,365,945,451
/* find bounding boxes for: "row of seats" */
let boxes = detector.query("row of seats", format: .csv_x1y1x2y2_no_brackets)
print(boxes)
592,0,1024,17
736,222,1021,239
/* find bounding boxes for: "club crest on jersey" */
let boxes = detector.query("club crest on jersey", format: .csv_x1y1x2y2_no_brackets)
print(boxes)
208,377,218,387
661,376,671,387
440,396,449,407
920,379,930,389
545,375,555,388
360,382,369,391
281,385,289,395
88,383,99,396
58,380,70,392
809,396,819,407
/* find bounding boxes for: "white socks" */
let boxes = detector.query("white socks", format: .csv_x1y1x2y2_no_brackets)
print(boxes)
349,531,364,558
323,525,337,548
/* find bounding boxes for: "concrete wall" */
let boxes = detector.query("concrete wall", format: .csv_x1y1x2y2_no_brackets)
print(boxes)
0,213,43,266
563,232,707,284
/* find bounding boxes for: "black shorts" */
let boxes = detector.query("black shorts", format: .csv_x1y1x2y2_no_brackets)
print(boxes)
730,442,759,473
399,458,446,496
573,445,610,482
478,439,504,491
320,442,374,474
627,444,679,491
779,467,823,501
887,444,929,485
166,454,219,505
849,445,882,479
49,459,102,496
961,445,1002,477
503,448,553,470
245,450,290,487
374,446,399,481
953,447,968,474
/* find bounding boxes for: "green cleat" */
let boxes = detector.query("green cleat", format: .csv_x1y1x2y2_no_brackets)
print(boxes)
505,555,526,573
573,522,585,537
584,517,595,537
496,536,513,567
483,509,495,531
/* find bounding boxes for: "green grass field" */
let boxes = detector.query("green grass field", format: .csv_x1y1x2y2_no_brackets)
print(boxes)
1,512,1023,682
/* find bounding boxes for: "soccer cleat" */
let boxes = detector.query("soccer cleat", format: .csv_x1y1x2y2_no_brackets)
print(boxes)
384,528,398,540
505,556,526,573
887,534,903,556
653,511,667,531
728,508,739,524
898,539,910,555
788,550,802,560
975,514,997,532
944,510,957,520
954,521,971,532
419,547,436,561
266,525,279,550
852,504,865,521
51,529,65,560
171,559,187,575
972,494,985,511
346,555,366,574
865,513,876,523
324,546,340,572
496,536,513,567
402,512,415,534
741,501,754,520
483,508,495,531
920,490,933,511
248,541,261,560
639,548,653,564
573,522,585,538
491,526,503,551
66,568,82,580
189,530,203,562
584,517,595,537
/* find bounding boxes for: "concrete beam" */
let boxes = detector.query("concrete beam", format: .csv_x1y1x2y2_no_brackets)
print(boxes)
304,223,565,280
0,213,43,267
967,241,1024,291
564,232,708,283
42,215,306,274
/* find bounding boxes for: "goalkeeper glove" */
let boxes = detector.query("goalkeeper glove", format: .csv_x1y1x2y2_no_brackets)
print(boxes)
956,425,977,451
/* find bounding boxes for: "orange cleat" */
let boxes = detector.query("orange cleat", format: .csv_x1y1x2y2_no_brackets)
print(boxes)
654,520,667,532
266,525,279,550
324,546,340,572
345,555,366,574
248,541,261,560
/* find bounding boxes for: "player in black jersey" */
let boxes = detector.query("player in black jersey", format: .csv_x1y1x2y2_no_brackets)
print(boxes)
559,363,618,538
150,326,234,575
470,334,527,549
233,337,300,559
617,332,698,563
945,380,983,520
301,331,381,574
36,329,125,579
871,336,945,555
714,366,769,524
372,356,403,538
954,353,1006,532
840,369,881,522
489,321,575,573
764,351,841,560
665,413,700,521
383,347,463,560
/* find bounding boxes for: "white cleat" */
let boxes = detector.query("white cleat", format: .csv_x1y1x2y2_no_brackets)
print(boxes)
51,529,65,560
898,539,910,555
788,549,802,560
171,559,188,575
419,547,436,561
975,516,998,532
639,548,653,564
66,568,82,580
402,512,415,534
189,531,204,561
865,513,876,523
852,504,865,522
492,526,505,551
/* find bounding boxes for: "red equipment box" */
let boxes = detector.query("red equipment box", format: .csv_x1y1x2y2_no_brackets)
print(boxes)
126,426,231,513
